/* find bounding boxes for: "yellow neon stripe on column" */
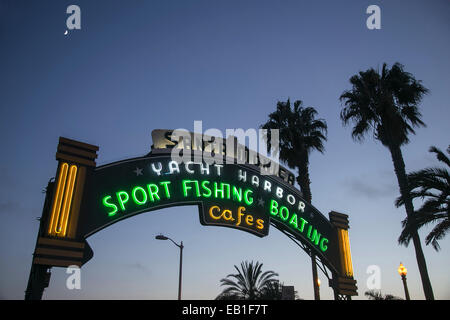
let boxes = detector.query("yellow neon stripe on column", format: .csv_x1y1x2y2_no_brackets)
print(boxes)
48,163,69,235
55,165,77,237
343,230,354,277
339,229,348,276
339,229,354,277
61,164,77,236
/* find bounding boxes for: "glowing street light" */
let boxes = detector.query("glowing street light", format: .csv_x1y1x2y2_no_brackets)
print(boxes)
397,263,410,300
156,234,184,300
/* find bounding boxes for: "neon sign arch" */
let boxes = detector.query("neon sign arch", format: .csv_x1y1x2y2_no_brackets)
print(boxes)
25,134,358,300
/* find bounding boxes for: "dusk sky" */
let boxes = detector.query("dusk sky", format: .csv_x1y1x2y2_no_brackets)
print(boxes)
1,0,449,300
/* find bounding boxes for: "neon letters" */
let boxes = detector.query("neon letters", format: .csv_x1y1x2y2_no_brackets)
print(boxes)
102,179,257,216
269,199,328,252
209,206,264,231
98,158,330,252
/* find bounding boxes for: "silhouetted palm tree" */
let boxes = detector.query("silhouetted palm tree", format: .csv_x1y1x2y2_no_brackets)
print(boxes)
258,281,300,300
261,99,327,203
340,62,434,299
217,261,278,300
261,99,327,300
215,292,242,300
365,290,403,300
396,145,450,251
258,280,283,300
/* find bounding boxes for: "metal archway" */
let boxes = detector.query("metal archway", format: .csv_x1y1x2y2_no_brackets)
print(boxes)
25,135,357,300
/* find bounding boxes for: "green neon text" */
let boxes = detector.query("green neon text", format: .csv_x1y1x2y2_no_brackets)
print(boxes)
102,180,254,217
132,186,147,205
182,180,253,206
103,181,172,214
269,199,328,252
116,191,129,211
103,195,118,216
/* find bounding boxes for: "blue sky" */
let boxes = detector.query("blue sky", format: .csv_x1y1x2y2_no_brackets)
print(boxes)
0,0,449,300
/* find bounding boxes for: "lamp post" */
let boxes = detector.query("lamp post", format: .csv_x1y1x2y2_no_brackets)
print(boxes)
397,262,410,300
156,234,184,300
311,253,320,300
316,278,321,300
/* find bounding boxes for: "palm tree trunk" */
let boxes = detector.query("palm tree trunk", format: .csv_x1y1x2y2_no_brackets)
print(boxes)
297,162,312,204
297,162,320,299
389,145,434,300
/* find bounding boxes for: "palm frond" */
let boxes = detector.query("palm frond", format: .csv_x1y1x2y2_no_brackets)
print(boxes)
429,146,450,167
425,218,450,251
340,62,427,147
217,261,279,300
397,145,449,250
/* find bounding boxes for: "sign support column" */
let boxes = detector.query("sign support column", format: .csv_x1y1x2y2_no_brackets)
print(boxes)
25,137,98,300
329,211,358,300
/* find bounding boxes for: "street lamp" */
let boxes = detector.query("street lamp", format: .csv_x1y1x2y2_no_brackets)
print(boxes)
156,234,184,300
397,262,410,300
316,277,321,300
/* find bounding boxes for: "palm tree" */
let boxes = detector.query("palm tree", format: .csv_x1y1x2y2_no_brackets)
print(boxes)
217,261,278,300
258,280,283,300
365,290,403,300
261,99,327,300
258,281,301,300
396,145,450,251
215,292,242,300
261,99,327,203
339,62,434,299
